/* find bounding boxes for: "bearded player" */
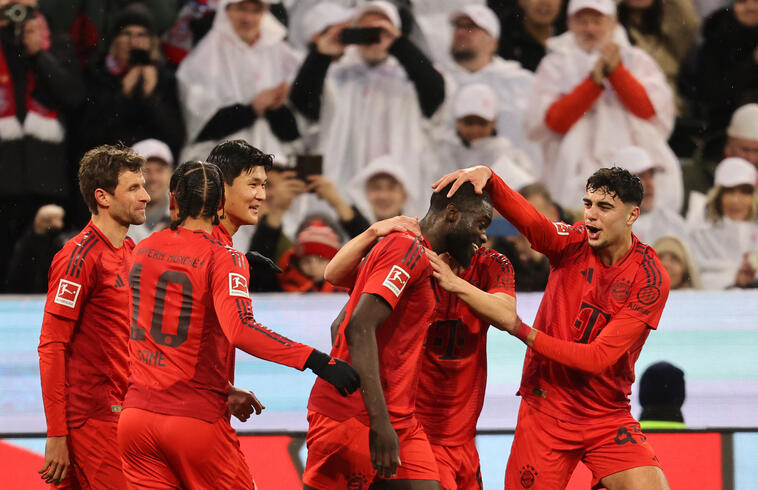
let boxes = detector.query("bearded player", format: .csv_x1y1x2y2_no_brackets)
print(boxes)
435,166,670,489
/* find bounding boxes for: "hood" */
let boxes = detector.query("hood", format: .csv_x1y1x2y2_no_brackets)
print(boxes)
213,0,287,49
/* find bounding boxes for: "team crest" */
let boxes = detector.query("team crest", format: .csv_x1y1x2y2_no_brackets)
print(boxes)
637,285,660,305
382,265,410,297
347,472,368,490
611,278,632,302
228,273,248,297
520,464,538,488
54,279,81,308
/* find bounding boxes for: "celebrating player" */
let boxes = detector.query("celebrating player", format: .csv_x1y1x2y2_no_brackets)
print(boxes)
303,182,493,490
118,161,359,488
38,145,150,487
434,166,671,489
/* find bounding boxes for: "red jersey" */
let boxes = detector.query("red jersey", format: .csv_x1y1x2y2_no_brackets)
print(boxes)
308,232,435,428
485,172,670,424
39,222,134,434
211,222,235,384
415,247,515,445
124,227,314,422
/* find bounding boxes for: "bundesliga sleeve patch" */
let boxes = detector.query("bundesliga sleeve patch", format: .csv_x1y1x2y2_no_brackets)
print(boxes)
54,279,81,308
382,265,410,297
228,273,249,297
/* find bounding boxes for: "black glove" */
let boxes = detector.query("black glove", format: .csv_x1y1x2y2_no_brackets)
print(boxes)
246,251,282,274
306,350,360,397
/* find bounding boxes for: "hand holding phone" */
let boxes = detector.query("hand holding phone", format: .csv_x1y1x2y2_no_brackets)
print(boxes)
129,48,151,66
295,155,323,183
339,27,382,45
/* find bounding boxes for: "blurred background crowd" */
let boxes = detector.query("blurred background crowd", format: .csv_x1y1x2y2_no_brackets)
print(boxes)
1,0,757,294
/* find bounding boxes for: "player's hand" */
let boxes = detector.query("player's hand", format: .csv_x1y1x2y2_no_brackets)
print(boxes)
228,384,265,422
425,250,463,293
39,436,69,485
431,165,492,198
369,215,421,238
306,350,360,396
369,419,401,479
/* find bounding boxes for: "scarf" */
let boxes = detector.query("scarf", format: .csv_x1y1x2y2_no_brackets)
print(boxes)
0,14,63,143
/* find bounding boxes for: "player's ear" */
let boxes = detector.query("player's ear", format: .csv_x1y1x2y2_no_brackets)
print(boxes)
626,204,640,226
94,188,110,210
445,203,460,223
169,192,179,221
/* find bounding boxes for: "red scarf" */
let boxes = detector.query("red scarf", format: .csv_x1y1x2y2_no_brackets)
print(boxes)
0,13,62,142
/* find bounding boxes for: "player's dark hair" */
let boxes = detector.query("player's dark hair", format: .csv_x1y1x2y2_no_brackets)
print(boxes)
206,140,273,185
78,144,145,214
429,182,492,214
170,161,225,229
586,167,643,206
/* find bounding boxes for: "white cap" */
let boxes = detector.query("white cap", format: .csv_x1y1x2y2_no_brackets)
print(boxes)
454,83,498,120
302,2,353,40
132,138,173,167
714,157,757,188
449,4,500,39
353,1,401,30
610,146,661,175
567,0,616,17
727,103,758,141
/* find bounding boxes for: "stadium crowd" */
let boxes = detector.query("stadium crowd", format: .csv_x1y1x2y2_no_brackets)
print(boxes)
2,0,757,294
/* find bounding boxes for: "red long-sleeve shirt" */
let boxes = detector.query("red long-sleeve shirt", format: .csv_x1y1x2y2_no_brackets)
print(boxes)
484,171,670,423
545,63,656,134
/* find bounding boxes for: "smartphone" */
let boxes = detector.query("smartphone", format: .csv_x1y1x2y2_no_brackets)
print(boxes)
295,154,323,182
129,48,152,66
339,27,382,45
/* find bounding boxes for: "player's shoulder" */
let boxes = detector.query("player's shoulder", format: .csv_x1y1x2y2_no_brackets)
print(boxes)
374,231,428,267
207,234,247,269
52,225,106,278
631,240,670,291
474,246,511,266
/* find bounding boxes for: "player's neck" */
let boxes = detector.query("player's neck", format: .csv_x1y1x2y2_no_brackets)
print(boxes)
91,213,129,248
418,217,444,253
596,233,633,266
180,217,214,234
219,215,238,237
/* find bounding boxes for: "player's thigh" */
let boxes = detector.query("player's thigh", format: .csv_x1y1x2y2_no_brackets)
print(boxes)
582,417,666,490
69,417,127,490
429,443,458,490
455,439,482,490
158,415,253,490
371,479,441,490
600,465,670,490
393,419,440,483
505,401,582,489
118,408,181,489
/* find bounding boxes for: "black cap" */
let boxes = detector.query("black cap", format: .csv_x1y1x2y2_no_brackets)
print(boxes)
111,3,155,38
639,361,685,407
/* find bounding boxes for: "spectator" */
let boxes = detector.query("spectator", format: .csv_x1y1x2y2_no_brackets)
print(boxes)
127,139,173,243
0,0,84,290
497,0,566,71
687,157,758,289
611,146,688,244
638,361,687,429
161,1,219,67
276,217,345,293
687,0,758,135
289,1,446,190
653,235,702,289
436,83,536,184
445,4,542,173
346,154,420,225
525,0,682,211
5,204,65,293
289,1,353,54
725,104,758,173
177,0,303,162
617,0,699,115
77,4,184,157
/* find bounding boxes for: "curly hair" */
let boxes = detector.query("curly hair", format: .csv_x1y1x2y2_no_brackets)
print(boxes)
585,167,643,206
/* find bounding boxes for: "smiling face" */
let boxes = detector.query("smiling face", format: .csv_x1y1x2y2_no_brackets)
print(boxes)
569,9,616,52
445,200,493,268
224,166,267,227
582,187,638,251
106,169,150,226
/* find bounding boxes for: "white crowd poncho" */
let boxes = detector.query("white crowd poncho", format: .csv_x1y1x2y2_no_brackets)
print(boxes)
525,28,682,212
633,206,689,246
444,57,544,176
688,218,758,290
434,131,536,186
177,0,303,162
318,46,448,192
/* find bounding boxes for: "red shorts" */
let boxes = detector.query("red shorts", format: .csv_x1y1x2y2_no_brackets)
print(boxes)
303,411,439,489
117,407,253,489
53,417,126,489
505,401,662,489
430,438,482,490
